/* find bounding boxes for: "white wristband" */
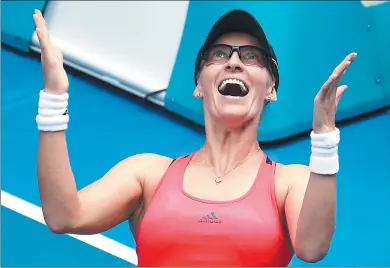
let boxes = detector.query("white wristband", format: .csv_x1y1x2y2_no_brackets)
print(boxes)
309,128,340,175
36,90,69,132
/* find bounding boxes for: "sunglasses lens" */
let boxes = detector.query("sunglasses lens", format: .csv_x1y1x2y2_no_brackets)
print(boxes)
206,45,231,64
240,46,266,67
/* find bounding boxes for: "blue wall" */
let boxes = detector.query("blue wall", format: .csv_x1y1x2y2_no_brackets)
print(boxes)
2,46,390,266
165,1,390,142
1,1,47,51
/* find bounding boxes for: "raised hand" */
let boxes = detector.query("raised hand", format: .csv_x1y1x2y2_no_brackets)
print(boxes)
312,52,358,133
33,9,69,95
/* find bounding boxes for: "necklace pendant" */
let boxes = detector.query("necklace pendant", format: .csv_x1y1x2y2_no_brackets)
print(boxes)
215,176,222,184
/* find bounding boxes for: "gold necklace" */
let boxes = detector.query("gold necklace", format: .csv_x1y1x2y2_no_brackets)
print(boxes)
203,147,261,184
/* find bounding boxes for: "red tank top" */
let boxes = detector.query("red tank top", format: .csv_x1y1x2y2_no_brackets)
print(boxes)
135,152,293,266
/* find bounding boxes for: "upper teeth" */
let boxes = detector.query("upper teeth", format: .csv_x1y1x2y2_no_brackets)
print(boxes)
219,79,247,92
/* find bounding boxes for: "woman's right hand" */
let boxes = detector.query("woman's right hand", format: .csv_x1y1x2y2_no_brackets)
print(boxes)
33,9,69,95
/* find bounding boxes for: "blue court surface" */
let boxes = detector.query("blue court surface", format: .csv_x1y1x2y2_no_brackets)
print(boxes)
1,45,390,266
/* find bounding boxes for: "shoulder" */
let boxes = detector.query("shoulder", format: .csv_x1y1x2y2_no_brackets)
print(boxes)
119,153,175,181
101,153,174,189
123,153,186,206
275,162,311,190
123,153,174,166
276,163,310,178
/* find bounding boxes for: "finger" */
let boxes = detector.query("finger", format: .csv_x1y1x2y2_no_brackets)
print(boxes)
346,52,358,62
317,52,356,101
320,72,336,94
336,85,348,101
323,57,351,90
339,52,357,67
333,52,357,78
33,10,51,48
33,10,54,54
327,69,347,97
321,58,351,99
318,71,341,100
335,85,348,108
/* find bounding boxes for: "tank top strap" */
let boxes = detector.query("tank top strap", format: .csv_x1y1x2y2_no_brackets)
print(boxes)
251,154,277,194
152,152,195,194
265,155,277,175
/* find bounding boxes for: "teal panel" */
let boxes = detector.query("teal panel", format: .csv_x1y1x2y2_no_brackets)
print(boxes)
365,2,390,106
1,1,48,51
165,1,387,142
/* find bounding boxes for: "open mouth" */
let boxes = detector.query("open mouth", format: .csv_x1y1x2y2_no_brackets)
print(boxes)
218,79,249,97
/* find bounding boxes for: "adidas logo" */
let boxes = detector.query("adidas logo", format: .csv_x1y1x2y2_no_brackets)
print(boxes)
198,212,222,223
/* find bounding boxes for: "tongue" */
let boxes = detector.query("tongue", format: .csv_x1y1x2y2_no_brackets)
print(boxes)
219,83,244,97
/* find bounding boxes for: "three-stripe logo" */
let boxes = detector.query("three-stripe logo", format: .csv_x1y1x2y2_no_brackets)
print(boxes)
198,212,222,223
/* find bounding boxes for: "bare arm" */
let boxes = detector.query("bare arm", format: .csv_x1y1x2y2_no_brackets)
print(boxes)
38,131,170,234
283,164,336,262
38,130,141,233
283,52,356,262
33,9,172,235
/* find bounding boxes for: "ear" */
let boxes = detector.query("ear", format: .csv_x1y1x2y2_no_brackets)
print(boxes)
265,81,277,102
267,87,277,102
193,85,203,99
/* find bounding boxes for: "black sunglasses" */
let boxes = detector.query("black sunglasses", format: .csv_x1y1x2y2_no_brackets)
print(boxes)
201,44,276,68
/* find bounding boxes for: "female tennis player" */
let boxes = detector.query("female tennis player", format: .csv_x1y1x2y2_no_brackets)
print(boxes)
34,8,356,266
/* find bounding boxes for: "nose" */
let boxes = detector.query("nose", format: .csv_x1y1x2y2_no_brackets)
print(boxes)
225,51,244,72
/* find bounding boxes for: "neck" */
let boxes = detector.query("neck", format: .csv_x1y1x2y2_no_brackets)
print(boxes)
198,115,263,176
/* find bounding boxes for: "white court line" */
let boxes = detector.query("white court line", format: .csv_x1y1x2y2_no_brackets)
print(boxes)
0,190,138,265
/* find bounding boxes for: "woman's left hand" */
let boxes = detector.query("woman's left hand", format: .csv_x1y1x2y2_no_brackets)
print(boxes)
312,52,358,134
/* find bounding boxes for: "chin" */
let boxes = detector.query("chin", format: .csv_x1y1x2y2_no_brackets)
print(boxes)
216,109,254,129
205,92,261,129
